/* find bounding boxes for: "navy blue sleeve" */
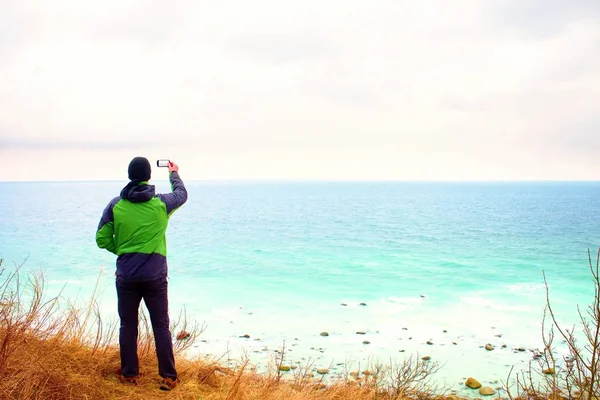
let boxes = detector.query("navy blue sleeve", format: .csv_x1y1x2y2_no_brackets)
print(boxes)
97,197,120,231
157,171,188,216
96,197,120,253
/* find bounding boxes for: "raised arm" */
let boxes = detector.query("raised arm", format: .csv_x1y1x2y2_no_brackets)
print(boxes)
157,162,188,216
96,197,119,254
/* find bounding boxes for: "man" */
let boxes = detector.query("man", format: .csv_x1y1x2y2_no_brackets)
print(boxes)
96,156,188,391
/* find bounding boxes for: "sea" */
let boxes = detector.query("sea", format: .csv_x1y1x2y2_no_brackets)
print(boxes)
1,180,599,396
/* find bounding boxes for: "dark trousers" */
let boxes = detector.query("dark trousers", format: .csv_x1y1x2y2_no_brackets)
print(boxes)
116,276,177,379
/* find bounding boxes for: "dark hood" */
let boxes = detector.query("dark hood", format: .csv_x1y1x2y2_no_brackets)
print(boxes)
120,181,156,203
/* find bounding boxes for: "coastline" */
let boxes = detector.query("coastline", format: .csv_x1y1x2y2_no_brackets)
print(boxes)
0,261,592,400
180,299,570,398
41,270,584,398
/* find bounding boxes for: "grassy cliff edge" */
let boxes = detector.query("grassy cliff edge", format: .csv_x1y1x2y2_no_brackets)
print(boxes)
1,250,599,400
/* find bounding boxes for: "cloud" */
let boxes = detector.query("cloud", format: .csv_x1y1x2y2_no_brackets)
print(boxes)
0,136,162,151
486,0,600,38
0,0,598,181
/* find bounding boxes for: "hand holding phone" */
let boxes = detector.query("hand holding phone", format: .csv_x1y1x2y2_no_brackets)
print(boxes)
157,159,170,167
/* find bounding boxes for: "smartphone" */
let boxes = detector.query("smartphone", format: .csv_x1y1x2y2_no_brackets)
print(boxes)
156,159,170,167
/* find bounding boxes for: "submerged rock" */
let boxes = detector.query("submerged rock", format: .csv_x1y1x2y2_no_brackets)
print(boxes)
320,332,329,337
465,377,482,389
479,386,495,396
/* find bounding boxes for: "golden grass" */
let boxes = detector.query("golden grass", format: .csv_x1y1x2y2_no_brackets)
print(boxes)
0,261,445,400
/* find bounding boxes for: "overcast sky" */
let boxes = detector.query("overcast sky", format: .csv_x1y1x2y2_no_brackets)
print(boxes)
1,0,599,181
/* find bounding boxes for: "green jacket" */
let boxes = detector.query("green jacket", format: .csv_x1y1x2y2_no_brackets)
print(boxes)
96,171,188,280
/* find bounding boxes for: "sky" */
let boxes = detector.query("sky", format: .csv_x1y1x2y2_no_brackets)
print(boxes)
0,0,599,181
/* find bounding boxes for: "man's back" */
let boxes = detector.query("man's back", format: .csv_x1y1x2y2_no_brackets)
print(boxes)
96,163,187,281
113,195,169,257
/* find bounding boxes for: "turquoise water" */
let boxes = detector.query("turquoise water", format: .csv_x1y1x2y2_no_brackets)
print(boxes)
1,181,599,394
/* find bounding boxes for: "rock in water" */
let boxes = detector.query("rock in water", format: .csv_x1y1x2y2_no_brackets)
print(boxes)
176,331,191,341
479,386,495,396
279,366,291,372
320,332,329,337
485,344,494,351
465,377,482,389
543,368,555,375
317,368,329,375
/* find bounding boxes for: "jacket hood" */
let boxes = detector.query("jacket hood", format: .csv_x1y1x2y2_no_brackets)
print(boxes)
120,181,156,203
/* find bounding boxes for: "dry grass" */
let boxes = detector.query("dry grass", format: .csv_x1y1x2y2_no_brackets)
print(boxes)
0,258,445,400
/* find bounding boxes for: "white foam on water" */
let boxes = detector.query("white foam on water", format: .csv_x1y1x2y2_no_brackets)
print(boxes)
506,282,547,294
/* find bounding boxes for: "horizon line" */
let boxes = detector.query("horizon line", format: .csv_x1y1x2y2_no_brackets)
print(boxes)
1,178,600,184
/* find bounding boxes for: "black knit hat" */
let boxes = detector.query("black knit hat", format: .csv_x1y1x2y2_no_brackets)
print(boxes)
128,157,151,181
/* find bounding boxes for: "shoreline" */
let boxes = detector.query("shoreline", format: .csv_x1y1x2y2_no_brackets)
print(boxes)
1,261,592,400
77,277,580,397
183,313,565,398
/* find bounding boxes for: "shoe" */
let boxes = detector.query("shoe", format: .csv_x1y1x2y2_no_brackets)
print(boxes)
118,375,138,385
159,376,180,391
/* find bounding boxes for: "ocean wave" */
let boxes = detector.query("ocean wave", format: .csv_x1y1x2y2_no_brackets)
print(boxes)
506,283,546,294
459,295,533,312
385,296,423,305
